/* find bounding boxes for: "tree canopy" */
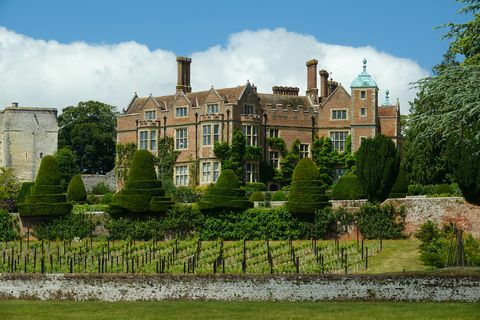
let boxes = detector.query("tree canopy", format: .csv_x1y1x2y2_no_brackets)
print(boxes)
58,101,117,174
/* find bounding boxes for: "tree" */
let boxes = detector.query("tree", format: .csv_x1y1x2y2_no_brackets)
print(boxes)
197,169,253,213
214,129,246,180
312,137,338,187
0,167,20,212
108,150,173,217
408,0,480,202
55,147,81,191
274,139,301,186
287,158,330,221
356,135,400,202
58,101,117,174
155,137,180,190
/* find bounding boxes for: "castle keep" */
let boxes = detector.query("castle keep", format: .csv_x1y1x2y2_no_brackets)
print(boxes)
117,57,400,187
0,103,58,181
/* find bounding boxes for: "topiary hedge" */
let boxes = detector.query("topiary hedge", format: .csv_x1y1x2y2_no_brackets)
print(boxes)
331,173,366,200
108,150,173,217
16,182,34,204
17,156,73,218
287,158,330,221
198,169,253,213
271,190,287,201
67,174,87,203
249,191,264,202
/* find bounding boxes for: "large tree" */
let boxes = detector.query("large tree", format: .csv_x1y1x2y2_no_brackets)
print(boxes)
58,101,117,174
408,0,480,203
356,135,400,202
55,147,81,191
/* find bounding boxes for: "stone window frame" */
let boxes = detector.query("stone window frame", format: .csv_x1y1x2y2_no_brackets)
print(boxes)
269,151,280,169
200,160,221,184
330,108,348,121
245,162,259,183
144,109,157,121
242,124,258,146
206,103,220,115
175,165,189,186
329,130,349,152
175,127,188,150
202,123,221,147
360,90,366,100
269,128,279,138
360,107,367,118
175,105,188,118
139,130,148,150
299,143,310,159
242,104,255,115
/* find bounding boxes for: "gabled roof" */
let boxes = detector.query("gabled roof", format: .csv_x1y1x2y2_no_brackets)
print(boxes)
125,85,247,114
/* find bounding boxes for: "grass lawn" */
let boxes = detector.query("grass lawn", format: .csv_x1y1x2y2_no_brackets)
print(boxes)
358,239,429,274
0,300,479,320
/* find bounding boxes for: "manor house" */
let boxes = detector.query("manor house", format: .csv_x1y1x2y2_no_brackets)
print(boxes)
0,103,58,181
117,57,400,189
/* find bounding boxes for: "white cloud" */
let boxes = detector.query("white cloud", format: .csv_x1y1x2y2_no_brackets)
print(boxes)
0,27,428,114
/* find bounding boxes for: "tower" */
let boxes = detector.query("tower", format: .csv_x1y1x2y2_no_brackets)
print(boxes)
350,59,379,152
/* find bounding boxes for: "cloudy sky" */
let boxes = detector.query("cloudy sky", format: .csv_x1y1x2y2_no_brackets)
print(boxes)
0,1,468,114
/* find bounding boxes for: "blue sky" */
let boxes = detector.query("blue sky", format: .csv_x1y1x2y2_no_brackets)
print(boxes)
0,0,470,112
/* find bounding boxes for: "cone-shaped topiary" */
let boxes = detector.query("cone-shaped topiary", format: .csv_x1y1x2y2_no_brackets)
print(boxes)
198,169,253,213
16,182,34,204
249,191,264,202
108,150,173,217
67,174,87,203
18,155,73,218
331,173,366,200
287,158,330,221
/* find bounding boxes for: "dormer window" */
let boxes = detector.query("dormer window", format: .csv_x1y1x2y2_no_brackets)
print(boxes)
360,91,366,100
243,104,254,115
207,104,219,114
175,106,188,117
144,110,156,120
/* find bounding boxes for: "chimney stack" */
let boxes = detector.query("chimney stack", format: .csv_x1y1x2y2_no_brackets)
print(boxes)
11,102,18,107
272,86,299,96
306,59,318,103
319,69,329,99
176,56,192,93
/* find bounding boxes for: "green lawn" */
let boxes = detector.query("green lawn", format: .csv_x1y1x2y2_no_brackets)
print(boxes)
0,300,478,320
358,239,429,274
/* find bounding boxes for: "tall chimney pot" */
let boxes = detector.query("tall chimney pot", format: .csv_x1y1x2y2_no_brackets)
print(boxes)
319,69,329,99
176,56,192,93
306,59,318,103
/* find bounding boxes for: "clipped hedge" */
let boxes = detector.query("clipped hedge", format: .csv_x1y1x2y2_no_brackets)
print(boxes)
18,156,73,218
198,169,253,213
16,182,34,204
108,150,173,217
67,174,87,203
287,158,330,220
249,191,264,202
331,173,366,200
271,191,287,201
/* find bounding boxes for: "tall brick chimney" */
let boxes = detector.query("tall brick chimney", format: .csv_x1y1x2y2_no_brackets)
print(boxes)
176,56,192,93
319,69,329,99
306,59,318,103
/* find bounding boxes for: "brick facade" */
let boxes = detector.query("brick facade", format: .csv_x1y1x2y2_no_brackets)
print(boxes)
117,57,401,187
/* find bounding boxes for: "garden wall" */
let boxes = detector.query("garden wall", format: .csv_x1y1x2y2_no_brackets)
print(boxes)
81,170,117,193
0,274,478,302
332,197,480,238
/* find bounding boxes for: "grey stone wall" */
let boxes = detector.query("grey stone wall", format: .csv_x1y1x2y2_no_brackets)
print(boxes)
81,170,117,193
0,274,478,302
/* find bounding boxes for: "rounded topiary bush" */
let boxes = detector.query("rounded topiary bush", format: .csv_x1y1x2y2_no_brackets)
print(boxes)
17,155,73,219
108,150,173,217
331,173,366,200
198,169,253,213
271,190,287,201
249,191,264,202
287,158,330,221
67,174,87,203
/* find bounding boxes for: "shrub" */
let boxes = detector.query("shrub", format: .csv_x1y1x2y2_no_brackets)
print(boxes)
108,150,173,217
67,174,87,203
241,182,267,197
356,134,400,202
101,192,114,204
271,191,287,201
249,191,264,202
105,217,163,241
197,169,253,213
331,173,365,200
171,186,200,203
91,182,112,195
356,203,406,239
33,213,95,240
161,204,204,239
287,158,330,221
448,141,480,205
0,209,20,241
16,182,34,204
18,155,73,218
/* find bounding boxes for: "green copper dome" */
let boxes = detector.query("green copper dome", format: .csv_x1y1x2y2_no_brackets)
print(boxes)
350,58,378,89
